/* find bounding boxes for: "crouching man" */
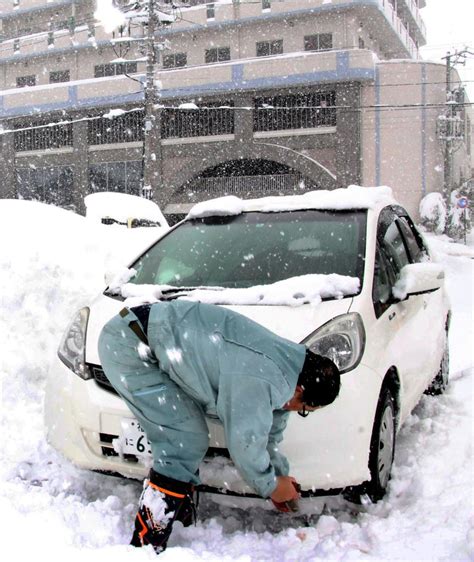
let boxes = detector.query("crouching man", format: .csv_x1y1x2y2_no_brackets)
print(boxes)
98,300,340,554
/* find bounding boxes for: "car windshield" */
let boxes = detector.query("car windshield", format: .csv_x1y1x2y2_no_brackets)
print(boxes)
128,210,367,291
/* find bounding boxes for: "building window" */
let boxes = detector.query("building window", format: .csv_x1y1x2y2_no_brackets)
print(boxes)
16,75,36,88
14,121,73,151
162,101,235,139
163,53,187,69
254,91,336,132
262,0,271,10
304,33,333,52
94,62,138,78
49,70,70,83
89,161,143,196
256,39,283,57
206,3,215,19
205,46,230,64
88,110,144,145
16,166,74,209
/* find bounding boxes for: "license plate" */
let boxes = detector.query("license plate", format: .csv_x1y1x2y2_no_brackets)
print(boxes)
119,418,152,457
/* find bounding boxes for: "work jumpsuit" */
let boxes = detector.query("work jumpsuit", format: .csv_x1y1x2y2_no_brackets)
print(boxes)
98,300,306,498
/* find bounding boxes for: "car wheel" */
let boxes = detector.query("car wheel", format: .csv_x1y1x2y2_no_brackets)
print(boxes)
344,388,396,504
425,332,449,396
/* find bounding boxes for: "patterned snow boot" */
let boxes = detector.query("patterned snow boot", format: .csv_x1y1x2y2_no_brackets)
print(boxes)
130,469,196,554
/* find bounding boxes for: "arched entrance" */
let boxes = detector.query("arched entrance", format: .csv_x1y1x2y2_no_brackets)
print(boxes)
164,158,319,223
194,158,316,198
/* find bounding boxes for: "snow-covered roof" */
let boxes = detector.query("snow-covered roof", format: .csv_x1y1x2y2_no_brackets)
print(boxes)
187,185,395,219
84,192,168,227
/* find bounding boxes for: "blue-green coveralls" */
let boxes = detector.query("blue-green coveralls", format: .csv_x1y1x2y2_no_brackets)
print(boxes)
98,300,306,498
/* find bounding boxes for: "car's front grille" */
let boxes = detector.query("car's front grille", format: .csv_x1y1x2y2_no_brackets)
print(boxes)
99,432,139,462
89,364,118,394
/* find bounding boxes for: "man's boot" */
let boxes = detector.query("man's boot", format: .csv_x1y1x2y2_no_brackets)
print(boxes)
130,469,196,554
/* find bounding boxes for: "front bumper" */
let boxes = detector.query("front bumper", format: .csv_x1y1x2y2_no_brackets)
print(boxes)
44,355,382,493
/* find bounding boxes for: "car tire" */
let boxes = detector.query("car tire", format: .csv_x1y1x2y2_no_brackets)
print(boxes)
344,388,396,504
425,331,449,396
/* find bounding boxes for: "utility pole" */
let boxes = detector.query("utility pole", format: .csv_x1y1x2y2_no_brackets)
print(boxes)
440,49,473,201
110,0,176,202
142,0,159,200
443,51,453,202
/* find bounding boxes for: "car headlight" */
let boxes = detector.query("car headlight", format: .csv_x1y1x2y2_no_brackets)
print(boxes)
57,307,92,380
302,313,365,373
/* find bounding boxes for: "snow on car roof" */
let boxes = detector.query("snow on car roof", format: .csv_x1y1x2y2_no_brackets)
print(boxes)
84,191,168,226
187,185,395,219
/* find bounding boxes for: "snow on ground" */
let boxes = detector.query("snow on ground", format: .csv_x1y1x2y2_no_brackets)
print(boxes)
0,200,473,561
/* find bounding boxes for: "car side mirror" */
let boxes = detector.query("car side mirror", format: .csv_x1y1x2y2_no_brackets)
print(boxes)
392,263,444,301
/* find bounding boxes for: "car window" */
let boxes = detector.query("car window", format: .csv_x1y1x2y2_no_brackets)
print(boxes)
396,217,427,263
129,210,367,291
382,221,410,274
373,248,392,306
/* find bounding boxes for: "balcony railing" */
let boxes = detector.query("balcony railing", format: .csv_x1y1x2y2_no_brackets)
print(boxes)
161,107,235,139
379,0,420,57
14,102,339,153
254,106,336,132
14,122,73,152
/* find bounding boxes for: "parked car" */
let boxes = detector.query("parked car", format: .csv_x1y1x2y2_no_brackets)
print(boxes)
45,186,450,502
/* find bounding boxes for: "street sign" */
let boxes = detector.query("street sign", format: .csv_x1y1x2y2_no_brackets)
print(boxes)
457,196,469,209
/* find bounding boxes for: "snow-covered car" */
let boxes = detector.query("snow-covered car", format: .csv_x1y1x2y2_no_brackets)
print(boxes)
45,186,450,502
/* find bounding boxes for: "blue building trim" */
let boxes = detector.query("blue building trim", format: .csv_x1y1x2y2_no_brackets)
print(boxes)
0,55,375,119
231,64,245,85
421,63,427,196
68,85,78,106
375,66,381,186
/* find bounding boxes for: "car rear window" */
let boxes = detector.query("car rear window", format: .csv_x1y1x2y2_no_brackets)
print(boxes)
128,210,367,290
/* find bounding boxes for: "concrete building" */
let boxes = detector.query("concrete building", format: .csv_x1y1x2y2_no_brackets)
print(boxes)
0,0,471,221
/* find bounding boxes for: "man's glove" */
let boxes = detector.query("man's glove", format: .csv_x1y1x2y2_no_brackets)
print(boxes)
270,476,301,513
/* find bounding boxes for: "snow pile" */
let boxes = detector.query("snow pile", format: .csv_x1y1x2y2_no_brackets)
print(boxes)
0,200,158,388
115,274,360,307
0,200,472,561
187,185,395,219
178,274,359,306
419,192,447,234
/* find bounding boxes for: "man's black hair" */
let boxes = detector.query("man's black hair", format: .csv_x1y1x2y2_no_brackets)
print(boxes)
297,350,341,407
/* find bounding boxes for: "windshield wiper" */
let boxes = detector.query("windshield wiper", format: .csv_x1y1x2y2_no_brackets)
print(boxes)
161,286,224,299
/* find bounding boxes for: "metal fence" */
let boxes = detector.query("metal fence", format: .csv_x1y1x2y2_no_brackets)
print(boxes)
254,91,336,132
88,110,144,145
191,173,303,195
14,122,73,152
162,107,235,139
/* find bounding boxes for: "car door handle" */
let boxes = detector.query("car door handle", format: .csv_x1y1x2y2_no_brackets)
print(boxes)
389,312,396,321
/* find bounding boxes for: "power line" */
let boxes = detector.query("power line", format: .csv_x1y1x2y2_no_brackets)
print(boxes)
1,100,471,136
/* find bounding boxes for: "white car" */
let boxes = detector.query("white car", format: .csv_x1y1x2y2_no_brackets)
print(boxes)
45,186,450,502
